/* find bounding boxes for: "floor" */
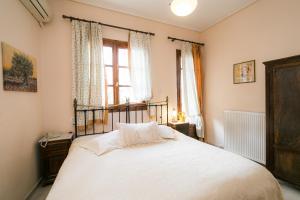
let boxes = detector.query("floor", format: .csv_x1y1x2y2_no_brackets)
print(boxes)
278,180,300,200
28,184,51,200
28,180,300,200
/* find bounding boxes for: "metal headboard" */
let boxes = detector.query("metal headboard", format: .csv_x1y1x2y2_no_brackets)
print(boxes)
73,97,169,138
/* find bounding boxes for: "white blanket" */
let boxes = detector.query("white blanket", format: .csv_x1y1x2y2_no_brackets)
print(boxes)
47,132,283,200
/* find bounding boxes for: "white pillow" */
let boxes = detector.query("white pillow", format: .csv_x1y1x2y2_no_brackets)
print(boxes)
118,122,161,146
79,130,122,156
158,125,177,139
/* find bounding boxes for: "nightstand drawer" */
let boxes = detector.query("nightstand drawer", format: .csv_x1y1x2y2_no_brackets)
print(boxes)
45,149,68,157
40,140,71,158
168,122,190,135
174,123,189,135
168,122,198,140
44,140,71,151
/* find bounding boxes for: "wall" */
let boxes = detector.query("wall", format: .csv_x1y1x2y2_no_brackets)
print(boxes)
40,0,201,133
200,0,300,147
0,0,43,199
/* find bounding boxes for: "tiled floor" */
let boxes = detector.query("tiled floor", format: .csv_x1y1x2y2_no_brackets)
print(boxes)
29,180,300,200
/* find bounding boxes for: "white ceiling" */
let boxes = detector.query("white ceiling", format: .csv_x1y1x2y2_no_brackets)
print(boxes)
71,0,257,32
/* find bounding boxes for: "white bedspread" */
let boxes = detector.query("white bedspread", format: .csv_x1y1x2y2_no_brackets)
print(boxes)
47,132,283,200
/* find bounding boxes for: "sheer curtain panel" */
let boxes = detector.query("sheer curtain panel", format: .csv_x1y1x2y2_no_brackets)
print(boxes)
72,20,106,126
129,31,152,102
181,42,204,138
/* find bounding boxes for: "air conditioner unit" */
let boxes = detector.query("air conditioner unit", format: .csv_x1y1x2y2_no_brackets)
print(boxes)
20,0,52,24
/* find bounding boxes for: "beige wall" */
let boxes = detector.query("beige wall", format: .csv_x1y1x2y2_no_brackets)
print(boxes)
40,0,201,133
0,0,43,199
200,0,300,147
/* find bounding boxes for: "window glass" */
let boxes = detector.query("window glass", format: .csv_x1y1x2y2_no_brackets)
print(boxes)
118,48,128,66
105,67,113,85
119,87,132,104
119,67,130,86
107,86,114,105
103,46,113,65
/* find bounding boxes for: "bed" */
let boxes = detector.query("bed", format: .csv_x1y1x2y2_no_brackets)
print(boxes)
47,131,282,200
46,98,283,200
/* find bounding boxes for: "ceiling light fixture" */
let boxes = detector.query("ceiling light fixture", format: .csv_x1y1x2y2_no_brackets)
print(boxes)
170,0,198,17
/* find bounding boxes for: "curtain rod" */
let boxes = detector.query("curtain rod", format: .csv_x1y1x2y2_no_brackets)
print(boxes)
62,15,155,36
168,36,204,46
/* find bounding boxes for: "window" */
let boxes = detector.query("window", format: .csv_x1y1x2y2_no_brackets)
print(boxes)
176,49,182,112
103,39,132,105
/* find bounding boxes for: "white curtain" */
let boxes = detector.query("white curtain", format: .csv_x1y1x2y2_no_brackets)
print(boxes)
72,20,105,106
72,20,106,125
129,31,152,102
181,42,204,138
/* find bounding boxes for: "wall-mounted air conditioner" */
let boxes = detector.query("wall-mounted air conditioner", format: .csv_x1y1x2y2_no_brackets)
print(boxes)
20,0,52,25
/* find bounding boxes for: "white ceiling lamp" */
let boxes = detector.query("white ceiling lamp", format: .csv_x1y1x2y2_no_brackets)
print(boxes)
170,0,198,17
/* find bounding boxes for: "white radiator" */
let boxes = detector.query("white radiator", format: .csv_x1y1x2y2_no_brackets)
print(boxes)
224,110,266,164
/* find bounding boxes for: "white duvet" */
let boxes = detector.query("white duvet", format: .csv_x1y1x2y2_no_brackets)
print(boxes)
47,132,283,200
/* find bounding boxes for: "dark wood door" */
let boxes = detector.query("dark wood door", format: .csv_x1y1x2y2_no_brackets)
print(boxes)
265,55,300,187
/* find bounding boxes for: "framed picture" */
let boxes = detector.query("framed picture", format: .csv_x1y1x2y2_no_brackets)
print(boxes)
2,42,37,92
233,60,255,84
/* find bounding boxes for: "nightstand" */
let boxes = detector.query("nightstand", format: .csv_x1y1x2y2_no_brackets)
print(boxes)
39,133,73,185
168,122,198,140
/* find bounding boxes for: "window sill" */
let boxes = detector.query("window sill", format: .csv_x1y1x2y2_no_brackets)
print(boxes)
107,102,147,113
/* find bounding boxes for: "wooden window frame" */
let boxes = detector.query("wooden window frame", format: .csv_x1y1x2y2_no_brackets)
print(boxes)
103,38,146,111
176,49,182,112
103,38,127,105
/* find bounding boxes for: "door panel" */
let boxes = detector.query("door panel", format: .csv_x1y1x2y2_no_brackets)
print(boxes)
273,65,300,145
265,55,300,188
274,149,300,185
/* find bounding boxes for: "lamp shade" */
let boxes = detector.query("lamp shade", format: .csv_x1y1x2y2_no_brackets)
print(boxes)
170,0,198,16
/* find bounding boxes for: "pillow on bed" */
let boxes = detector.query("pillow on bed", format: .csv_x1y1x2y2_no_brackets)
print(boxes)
157,125,176,139
79,130,122,156
118,122,162,146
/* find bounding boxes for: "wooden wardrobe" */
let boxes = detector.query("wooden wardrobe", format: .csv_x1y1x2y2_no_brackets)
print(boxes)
264,55,300,187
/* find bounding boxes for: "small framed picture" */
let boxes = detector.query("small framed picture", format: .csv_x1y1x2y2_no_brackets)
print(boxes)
233,60,255,84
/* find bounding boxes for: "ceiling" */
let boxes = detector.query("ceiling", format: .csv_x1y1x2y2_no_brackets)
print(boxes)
71,0,257,32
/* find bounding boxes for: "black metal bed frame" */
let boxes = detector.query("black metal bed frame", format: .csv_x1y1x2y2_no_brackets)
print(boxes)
73,97,169,138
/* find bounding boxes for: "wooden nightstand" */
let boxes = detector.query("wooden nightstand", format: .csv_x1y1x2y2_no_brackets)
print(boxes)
168,122,198,140
39,133,73,185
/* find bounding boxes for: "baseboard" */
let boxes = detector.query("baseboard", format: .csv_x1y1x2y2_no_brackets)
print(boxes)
206,141,224,149
25,177,42,200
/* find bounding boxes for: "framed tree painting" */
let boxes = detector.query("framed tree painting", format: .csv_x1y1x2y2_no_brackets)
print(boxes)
1,42,37,92
233,60,255,84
